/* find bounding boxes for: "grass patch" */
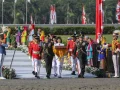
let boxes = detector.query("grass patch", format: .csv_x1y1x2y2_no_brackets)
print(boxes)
57,34,115,45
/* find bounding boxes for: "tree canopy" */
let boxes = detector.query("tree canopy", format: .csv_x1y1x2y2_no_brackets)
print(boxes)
0,0,118,24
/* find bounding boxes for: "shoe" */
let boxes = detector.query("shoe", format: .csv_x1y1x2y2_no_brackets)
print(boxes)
78,74,84,78
36,76,40,79
71,71,76,75
46,75,50,79
78,74,81,78
113,76,119,78
58,76,62,78
35,72,40,79
54,74,57,77
32,71,35,75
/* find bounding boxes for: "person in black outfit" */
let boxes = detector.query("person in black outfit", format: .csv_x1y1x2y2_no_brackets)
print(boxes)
76,36,88,78
43,37,54,79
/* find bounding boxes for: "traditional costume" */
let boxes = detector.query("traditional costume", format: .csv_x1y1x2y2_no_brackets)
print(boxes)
86,41,93,66
16,27,21,46
28,24,34,42
6,27,11,46
21,26,27,45
1,26,7,44
40,30,45,42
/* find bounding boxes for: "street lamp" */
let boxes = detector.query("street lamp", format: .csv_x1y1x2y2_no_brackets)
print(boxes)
26,0,30,24
2,0,4,24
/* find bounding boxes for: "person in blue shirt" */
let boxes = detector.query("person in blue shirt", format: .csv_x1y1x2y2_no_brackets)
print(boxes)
0,36,6,79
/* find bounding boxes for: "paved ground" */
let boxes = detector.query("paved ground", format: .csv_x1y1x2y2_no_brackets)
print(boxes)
0,78,120,90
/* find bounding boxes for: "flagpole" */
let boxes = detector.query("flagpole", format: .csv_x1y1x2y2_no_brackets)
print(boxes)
14,1,16,24
2,0,4,24
26,0,27,24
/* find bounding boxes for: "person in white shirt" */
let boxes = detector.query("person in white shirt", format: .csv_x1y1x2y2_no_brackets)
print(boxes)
53,37,64,78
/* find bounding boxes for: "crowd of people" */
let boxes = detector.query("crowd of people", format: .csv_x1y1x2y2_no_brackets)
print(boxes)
0,25,120,79
28,28,120,79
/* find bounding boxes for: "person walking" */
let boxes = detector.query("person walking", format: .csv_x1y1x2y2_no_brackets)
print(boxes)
67,36,77,75
43,37,54,79
30,36,42,79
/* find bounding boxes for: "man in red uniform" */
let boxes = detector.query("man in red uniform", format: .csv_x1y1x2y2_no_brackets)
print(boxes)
67,35,77,75
30,36,42,79
28,34,36,75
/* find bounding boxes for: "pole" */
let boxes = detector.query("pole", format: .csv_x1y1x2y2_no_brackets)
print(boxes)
14,1,16,24
10,49,16,69
26,0,27,24
2,0,3,24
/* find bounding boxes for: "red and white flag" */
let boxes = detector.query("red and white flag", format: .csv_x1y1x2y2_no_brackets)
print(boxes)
50,5,54,24
82,5,86,24
30,15,33,24
50,5,57,24
96,0,104,43
53,5,57,24
116,0,120,23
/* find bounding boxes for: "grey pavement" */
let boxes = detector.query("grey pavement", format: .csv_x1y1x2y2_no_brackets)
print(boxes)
0,78,120,90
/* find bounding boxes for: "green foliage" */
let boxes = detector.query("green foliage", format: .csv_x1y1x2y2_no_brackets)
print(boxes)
9,26,117,35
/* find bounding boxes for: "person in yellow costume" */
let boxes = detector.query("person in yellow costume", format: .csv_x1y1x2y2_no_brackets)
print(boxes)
21,26,27,45
53,37,66,78
40,30,45,42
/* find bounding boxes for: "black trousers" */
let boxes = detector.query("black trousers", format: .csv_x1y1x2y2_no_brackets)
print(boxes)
44,56,53,77
79,55,86,76
80,60,86,76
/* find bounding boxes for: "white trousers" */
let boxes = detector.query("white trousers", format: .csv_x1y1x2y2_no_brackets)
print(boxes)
32,58,41,76
70,56,77,71
0,54,5,77
52,55,64,77
76,58,81,75
112,55,119,77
